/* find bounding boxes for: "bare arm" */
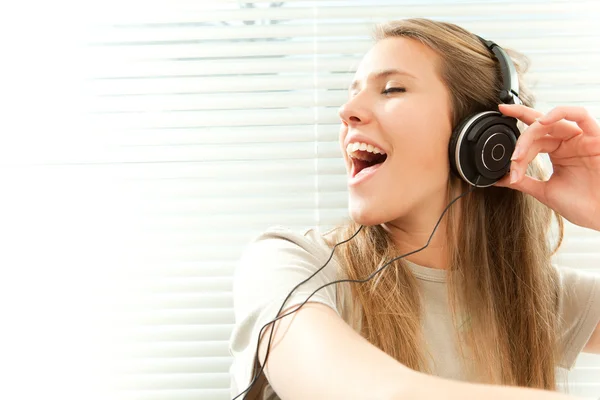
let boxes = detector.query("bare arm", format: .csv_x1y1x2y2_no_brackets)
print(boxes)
257,302,411,399
258,302,586,400
414,373,586,400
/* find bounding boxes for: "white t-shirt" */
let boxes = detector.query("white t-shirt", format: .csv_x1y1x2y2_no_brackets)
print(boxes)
229,226,600,399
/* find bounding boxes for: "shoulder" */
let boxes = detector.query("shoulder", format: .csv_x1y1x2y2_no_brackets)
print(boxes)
555,264,600,294
231,225,349,341
553,264,600,369
235,225,338,275
554,264,600,315
233,225,343,307
245,225,334,254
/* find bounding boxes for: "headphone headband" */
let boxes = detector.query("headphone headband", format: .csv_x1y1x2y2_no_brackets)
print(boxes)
476,36,522,105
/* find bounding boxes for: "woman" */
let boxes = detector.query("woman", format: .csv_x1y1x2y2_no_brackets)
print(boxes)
229,18,600,400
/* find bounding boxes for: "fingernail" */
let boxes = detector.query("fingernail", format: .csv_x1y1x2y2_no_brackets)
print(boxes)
510,169,519,184
511,147,521,160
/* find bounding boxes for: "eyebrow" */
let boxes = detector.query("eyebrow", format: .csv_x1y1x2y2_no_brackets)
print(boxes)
349,68,416,92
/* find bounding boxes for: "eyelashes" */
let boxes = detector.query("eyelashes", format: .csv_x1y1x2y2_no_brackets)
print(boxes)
347,86,407,99
382,87,406,94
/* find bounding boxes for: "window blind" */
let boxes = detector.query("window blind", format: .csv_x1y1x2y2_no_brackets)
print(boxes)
1,1,598,399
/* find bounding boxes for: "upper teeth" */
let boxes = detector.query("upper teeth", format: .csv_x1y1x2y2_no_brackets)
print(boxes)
346,142,386,157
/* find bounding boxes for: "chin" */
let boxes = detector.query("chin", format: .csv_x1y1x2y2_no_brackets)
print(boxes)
348,202,387,227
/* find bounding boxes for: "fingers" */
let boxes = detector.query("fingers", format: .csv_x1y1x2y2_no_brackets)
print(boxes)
510,135,561,183
537,106,600,136
509,118,583,177
498,103,543,125
511,120,576,167
500,104,582,153
501,103,581,137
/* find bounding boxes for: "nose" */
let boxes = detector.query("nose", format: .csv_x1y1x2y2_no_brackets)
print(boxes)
338,95,371,126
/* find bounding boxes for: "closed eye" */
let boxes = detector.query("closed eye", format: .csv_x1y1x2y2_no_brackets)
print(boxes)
382,87,406,94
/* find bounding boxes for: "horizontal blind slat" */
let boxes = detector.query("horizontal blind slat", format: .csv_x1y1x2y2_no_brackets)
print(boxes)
88,3,596,24
83,36,600,61
86,54,600,78
113,341,230,358
115,372,229,389
86,87,600,113
114,357,233,373
111,389,229,400
84,73,600,96
85,19,598,43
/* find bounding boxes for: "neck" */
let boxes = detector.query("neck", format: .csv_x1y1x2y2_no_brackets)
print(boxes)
380,179,468,270
381,218,450,270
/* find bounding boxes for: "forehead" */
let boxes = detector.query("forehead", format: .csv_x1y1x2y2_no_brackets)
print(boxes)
354,37,441,82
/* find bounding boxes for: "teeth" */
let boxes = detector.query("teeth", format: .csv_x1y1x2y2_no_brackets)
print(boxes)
346,142,386,158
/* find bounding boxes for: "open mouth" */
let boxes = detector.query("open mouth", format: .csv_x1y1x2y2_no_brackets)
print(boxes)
347,143,388,178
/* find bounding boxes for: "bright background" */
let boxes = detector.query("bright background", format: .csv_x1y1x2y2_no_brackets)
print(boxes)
0,1,599,399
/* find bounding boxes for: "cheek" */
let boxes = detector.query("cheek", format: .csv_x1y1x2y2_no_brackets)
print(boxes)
406,96,451,147
383,105,451,174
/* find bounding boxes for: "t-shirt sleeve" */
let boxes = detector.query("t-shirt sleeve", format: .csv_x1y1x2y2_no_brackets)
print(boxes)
228,226,341,398
556,266,600,370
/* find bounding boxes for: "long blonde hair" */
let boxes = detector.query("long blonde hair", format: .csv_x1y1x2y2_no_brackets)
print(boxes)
326,18,564,389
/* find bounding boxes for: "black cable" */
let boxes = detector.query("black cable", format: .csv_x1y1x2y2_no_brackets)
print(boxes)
232,176,481,399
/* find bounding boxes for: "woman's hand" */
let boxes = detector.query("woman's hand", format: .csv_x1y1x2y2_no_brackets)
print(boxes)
494,104,600,232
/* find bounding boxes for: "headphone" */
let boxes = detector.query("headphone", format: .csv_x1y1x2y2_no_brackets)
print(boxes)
448,36,522,187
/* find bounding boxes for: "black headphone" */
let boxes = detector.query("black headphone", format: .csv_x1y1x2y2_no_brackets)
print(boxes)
448,36,522,187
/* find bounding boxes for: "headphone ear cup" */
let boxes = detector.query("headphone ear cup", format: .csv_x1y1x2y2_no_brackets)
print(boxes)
449,117,472,178
449,111,519,187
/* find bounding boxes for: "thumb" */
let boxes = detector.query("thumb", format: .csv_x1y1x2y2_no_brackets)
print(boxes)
495,173,548,205
493,174,512,188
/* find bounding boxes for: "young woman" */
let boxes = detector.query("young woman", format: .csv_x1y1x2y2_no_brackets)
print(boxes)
229,18,600,400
